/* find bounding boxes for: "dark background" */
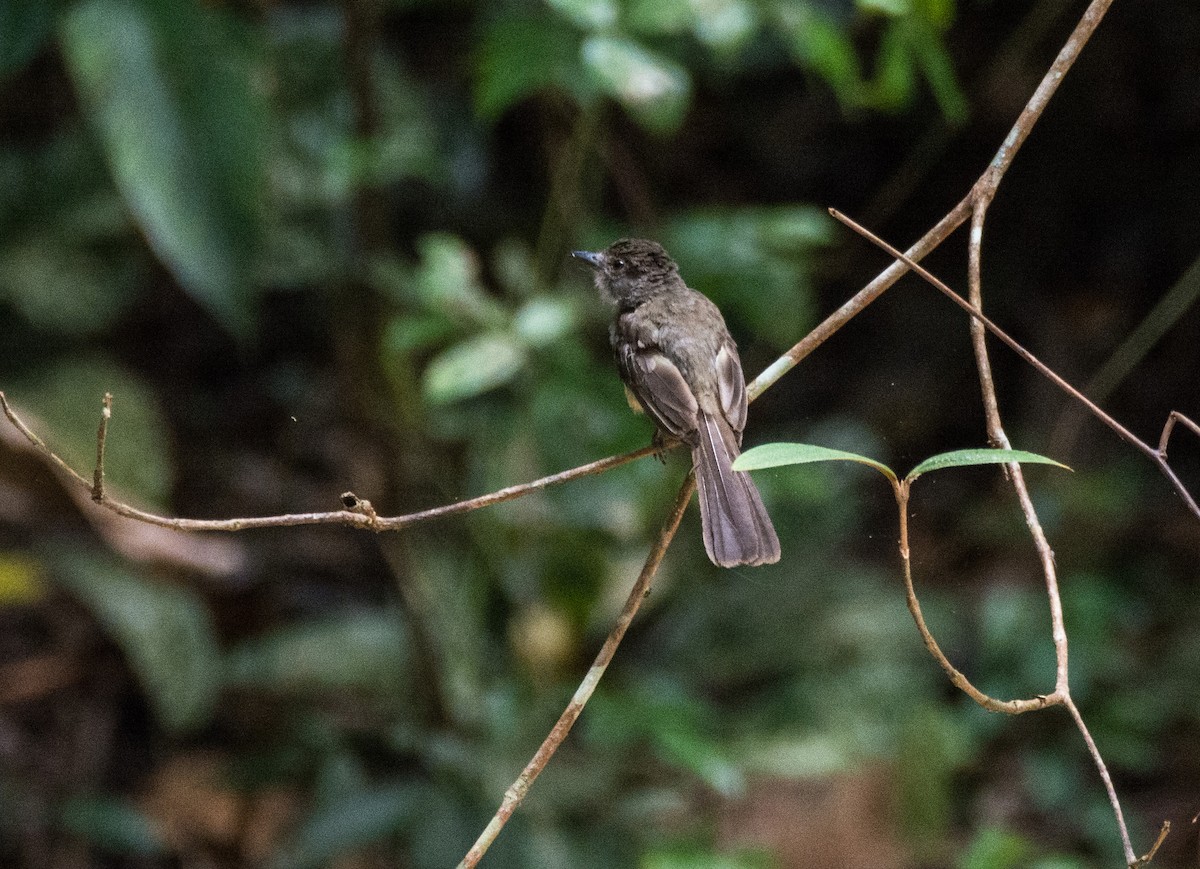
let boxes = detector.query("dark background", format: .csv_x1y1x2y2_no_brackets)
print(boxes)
1,0,1198,866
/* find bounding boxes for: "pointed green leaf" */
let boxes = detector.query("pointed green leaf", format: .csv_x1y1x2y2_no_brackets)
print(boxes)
53,552,220,732
61,0,267,338
906,449,1071,483
734,442,896,482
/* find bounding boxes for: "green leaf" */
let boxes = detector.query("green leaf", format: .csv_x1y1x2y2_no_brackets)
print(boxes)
690,0,759,51
626,0,692,35
913,0,956,30
224,612,412,698
474,14,580,120
545,0,618,30
867,19,916,112
907,18,969,123
60,0,267,338
53,552,220,733
271,783,421,869
655,727,744,796
905,449,1070,483
60,796,169,855
734,442,897,482
0,0,54,78
783,6,863,108
958,827,1031,869
857,0,911,16
412,233,507,326
513,297,576,347
582,36,691,134
0,238,140,334
423,333,528,404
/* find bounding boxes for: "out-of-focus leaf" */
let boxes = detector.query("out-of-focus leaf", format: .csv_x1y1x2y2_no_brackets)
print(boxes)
54,552,220,732
958,827,1032,869
0,0,54,77
270,783,421,869
896,705,974,854
689,0,758,50
858,0,911,16
475,14,580,120
655,727,744,796
582,36,691,134
913,0,955,29
735,442,897,482
423,333,527,404
383,313,458,355
60,795,169,855
545,0,617,31
907,18,968,123
627,0,692,35
514,297,576,348
0,553,46,604
224,612,412,698
60,0,267,338
413,234,507,326
14,358,172,505
734,733,851,778
906,449,1069,483
867,19,916,111
0,238,140,334
782,5,862,107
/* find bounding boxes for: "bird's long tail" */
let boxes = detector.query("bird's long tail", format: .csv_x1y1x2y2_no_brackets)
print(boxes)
693,412,781,567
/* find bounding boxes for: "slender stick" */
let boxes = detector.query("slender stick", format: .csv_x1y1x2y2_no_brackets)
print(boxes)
966,194,1134,860
829,210,1200,521
894,481,1059,714
457,474,696,869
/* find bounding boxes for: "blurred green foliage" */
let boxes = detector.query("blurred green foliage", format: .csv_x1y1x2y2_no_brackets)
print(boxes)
1,0,1194,868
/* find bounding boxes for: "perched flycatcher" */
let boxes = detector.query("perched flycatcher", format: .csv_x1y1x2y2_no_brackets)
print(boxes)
573,239,781,568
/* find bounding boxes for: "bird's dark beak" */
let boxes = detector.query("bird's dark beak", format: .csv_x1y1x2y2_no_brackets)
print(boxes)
572,250,604,269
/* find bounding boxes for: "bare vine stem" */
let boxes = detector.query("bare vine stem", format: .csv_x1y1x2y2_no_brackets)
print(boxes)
829,210,1200,522
457,475,696,869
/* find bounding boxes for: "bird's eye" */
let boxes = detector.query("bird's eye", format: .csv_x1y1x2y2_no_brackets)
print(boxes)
613,258,626,270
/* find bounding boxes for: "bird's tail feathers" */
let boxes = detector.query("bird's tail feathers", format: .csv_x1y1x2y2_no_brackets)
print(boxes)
694,412,781,568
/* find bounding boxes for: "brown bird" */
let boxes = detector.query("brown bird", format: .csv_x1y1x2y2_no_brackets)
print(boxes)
573,238,780,567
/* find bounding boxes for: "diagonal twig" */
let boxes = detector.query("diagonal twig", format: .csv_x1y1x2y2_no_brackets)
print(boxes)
457,474,696,869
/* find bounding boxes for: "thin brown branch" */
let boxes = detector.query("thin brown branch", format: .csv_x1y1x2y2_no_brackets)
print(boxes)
966,199,1071,694
0,389,663,532
1061,694,1138,866
750,0,1117,404
1135,820,1170,868
458,474,696,869
829,210,1200,521
894,481,1060,715
1159,410,1200,459
93,393,111,502
967,192,1133,859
